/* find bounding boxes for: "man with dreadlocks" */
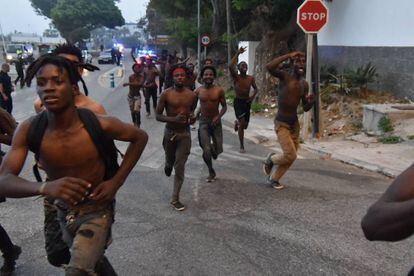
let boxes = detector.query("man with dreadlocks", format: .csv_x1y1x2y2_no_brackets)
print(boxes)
33,44,111,271
156,64,197,211
0,54,148,275
34,43,106,115
229,47,259,153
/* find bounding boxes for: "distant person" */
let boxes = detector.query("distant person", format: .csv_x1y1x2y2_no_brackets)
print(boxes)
263,51,314,190
111,47,116,64
143,58,160,117
194,66,227,182
14,54,25,89
100,44,104,52
0,108,20,276
184,63,197,91
156,65,197,211
204,58,213,67
228,47,259,153
361,163,414,275
0,63,13,114
0,54,148,275
123,63,145,127
158,50,168,94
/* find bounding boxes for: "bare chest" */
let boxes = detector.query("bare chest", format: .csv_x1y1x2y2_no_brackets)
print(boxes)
38,128,104,180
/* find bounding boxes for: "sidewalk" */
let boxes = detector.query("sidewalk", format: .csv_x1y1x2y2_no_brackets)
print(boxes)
222,106,413,178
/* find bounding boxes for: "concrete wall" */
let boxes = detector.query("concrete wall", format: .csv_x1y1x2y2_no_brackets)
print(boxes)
319,46,414,99
318,0,414,100
319,0,414,47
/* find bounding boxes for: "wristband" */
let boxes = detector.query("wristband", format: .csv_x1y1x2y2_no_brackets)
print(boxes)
39,183,47,195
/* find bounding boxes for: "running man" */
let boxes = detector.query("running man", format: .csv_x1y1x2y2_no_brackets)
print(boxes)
263,51,314,190
156,65,197,211
229,47,259,153
195,66,227,182
0,108,21,275
143,58,160,117
123,63,145,127
0,54,148,275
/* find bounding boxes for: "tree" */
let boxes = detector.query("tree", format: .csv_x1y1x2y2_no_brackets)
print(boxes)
29,0,125,43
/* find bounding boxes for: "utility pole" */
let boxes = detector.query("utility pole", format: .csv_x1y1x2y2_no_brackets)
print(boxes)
197,0,201,71
226,0,231,65
0,22,6,56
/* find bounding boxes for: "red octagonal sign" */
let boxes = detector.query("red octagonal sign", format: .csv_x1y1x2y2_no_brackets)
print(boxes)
297,0,329,33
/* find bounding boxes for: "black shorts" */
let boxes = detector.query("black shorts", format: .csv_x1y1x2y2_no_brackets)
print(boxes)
234,98,251,124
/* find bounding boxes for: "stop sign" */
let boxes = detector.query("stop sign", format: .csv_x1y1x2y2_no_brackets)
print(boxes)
297,0,329,33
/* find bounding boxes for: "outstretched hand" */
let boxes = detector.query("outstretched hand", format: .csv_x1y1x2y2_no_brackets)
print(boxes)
238,47,247,54
306,93,315,102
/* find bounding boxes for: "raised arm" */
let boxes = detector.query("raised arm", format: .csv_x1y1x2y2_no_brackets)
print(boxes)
361,163,414,241
266,51,304,80
229,47,245,80
90,116,148,203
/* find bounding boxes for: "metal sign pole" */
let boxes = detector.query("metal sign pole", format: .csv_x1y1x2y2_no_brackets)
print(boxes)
302,33,314,141
197,0,201,72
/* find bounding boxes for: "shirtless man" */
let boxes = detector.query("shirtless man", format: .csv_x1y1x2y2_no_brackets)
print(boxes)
195,66,227,182
361,164,414,274
263,51,314,189
229,47,259,153
143,58,160,117
34,43,105,115
32,44,110,270
184,63,197,91
123,63,144,127
0,55,148,275
156,65,197,211
0,108,20,275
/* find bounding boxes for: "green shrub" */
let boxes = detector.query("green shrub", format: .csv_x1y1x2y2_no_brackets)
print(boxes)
344,62,378,90
251,102,265,113
217,69,224,78
378,116,394,133
407,135,414,140
320,64,338,84
225,89,235,105
379,135,403,144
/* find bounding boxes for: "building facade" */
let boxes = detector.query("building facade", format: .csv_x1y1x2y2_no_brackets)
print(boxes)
318,0,414,99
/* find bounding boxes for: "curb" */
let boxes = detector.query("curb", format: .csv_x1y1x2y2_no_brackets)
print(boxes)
302,143,398,178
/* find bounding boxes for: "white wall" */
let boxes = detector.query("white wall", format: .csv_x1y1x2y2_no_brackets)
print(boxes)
318,0,414,47
238,41,260,76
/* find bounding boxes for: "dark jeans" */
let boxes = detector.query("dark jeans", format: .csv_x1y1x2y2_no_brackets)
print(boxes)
198,120,223,171
163,127,191,202
159,77,164,94
0,224,14,259
144,87,157,114
0,98,12,114
14,71,24,88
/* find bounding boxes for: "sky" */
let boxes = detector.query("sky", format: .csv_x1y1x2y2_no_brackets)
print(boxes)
0,0,149,35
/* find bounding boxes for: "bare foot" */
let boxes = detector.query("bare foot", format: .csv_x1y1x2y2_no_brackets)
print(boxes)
234,120,239,132
239,148,246,153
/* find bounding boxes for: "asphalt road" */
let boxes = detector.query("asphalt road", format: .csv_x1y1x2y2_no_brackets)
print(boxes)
1,60,413,276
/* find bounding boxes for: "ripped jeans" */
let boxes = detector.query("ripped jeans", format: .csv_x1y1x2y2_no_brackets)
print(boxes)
57,202,114,275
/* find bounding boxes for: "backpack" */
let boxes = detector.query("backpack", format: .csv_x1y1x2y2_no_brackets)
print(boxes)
27,108,119,182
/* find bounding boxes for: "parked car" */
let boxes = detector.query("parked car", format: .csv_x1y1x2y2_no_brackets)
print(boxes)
97,50,114,64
